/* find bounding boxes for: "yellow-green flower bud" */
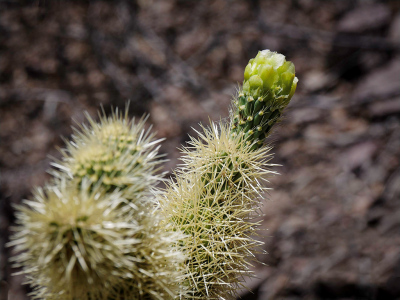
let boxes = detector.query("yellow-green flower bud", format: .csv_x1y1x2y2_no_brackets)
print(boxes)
232,50,298,148
244,49,296,104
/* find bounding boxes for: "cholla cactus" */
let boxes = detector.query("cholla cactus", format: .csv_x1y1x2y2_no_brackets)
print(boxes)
9,50,297,300
232,50,298,148
160,50,297,299
9,108,186,300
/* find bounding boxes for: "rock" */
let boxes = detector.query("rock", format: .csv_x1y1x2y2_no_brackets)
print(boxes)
337,3,391,33
175,27,209,59
368,97,400,118
339,141,377,170
238,268,270,297
384,169,400,203
291,108,321,124
389,13,400,44
352,59,400,104
359,51,390,72
259,274,291,300
303,70,336,92
304,124,335,144
352,194,376,217
279,216,307,238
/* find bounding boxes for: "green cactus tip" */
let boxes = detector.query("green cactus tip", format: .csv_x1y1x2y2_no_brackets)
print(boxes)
232,49,298,147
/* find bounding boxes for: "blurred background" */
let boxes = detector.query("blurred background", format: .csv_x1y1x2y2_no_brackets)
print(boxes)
1,0,399,299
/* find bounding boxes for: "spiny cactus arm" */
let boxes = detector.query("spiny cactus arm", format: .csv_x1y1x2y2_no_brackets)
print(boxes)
231,50,298,149
159,50,298,299
8,179,141,300
9,178,186,300
9,107,187,300
159,123,275,299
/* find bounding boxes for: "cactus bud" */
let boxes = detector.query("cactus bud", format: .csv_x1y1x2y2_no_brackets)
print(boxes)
232,50,298,147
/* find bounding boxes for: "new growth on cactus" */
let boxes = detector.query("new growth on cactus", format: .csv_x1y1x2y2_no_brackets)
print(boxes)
160,50,297,299
232,50,298,149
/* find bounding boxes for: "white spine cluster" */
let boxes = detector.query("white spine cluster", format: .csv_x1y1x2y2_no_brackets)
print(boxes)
9,108,186,300
159,122,275,299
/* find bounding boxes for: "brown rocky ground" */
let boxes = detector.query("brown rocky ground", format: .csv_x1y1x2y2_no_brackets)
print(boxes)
1,1,399,299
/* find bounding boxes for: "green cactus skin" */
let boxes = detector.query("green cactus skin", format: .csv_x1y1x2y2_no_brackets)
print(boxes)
232,50,298,149
160,122,274,299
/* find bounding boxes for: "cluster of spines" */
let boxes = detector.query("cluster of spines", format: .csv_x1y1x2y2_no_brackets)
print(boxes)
160,122,274,299
9,180,139,300
52,110,164,202
9,108,186,300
